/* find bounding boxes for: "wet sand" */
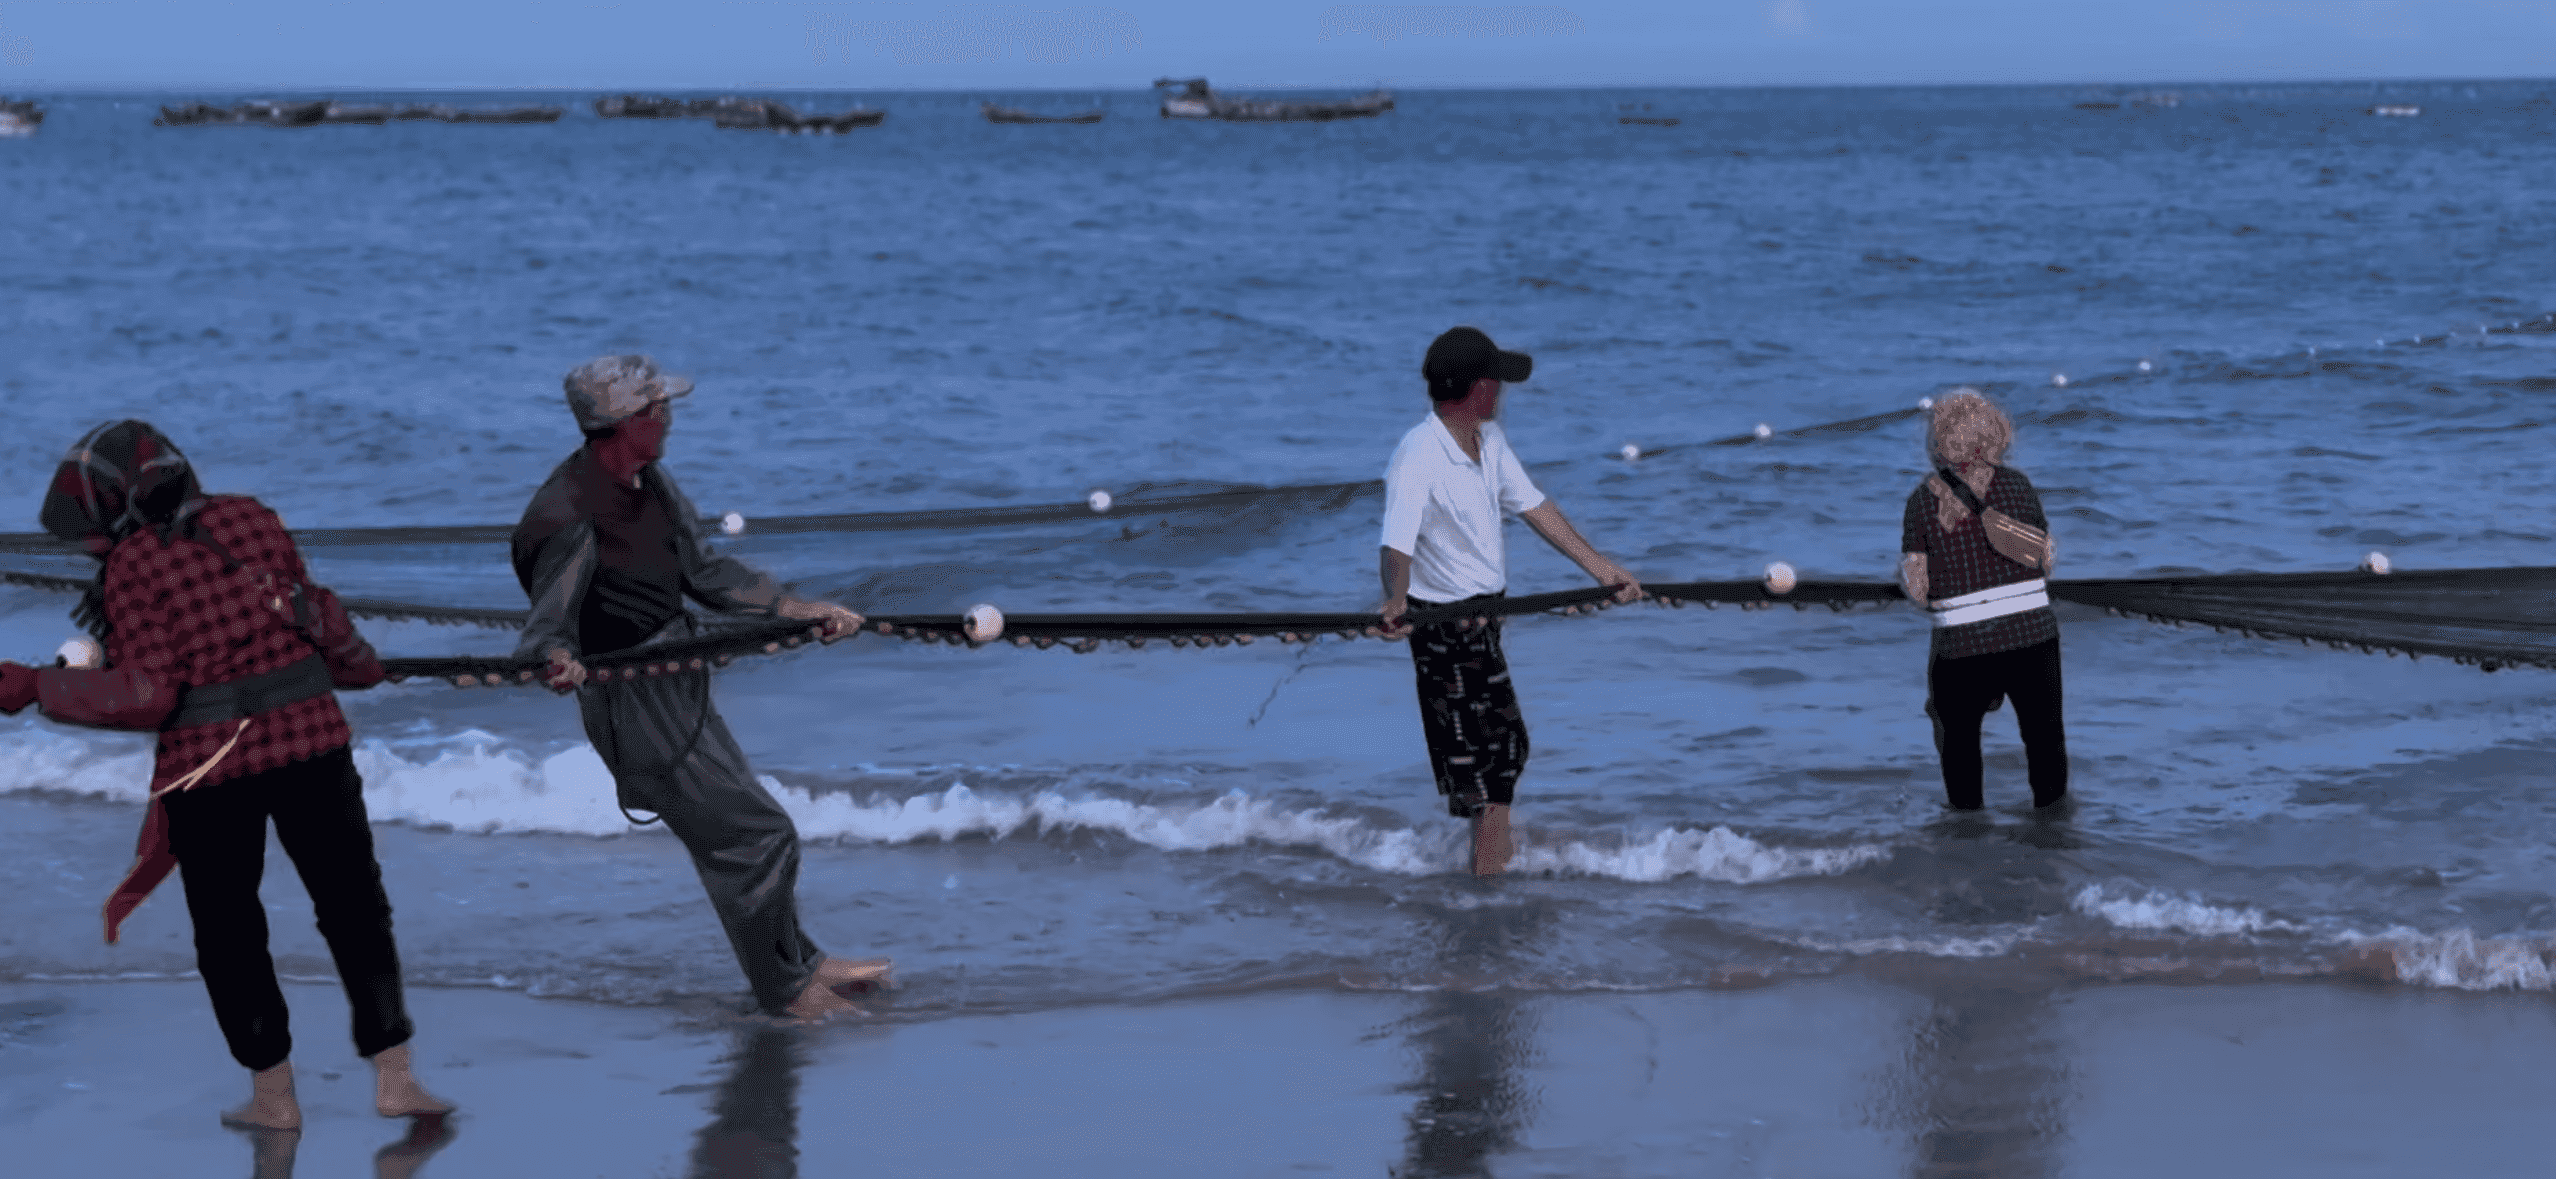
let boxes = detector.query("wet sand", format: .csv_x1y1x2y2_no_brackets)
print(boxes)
2,977,2549,1177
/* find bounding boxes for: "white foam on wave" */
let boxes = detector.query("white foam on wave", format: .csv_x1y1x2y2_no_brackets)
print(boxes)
784,783,1892,884
353,735,632,837
1798,931,2026,959
1520,824,1889,884
2072,883,2308,937
2351,926,2553,992
0,724,1886,884
773,781,1440,874
0,724,155,803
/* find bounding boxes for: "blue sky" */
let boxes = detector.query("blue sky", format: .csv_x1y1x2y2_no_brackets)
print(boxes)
0,1,2550,90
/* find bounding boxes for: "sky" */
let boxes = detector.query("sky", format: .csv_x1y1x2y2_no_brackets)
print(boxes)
0,0,2550,91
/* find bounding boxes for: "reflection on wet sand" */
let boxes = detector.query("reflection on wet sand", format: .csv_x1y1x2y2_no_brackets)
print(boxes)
232,1113,456,1179
687,1025,808,1179
1393,894,1556,1178
1890,979,2068,1179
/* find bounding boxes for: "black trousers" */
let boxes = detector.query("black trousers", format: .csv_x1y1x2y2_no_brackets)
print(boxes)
1408,594,1530,819
160,745,414,1072
1926,637,2068,810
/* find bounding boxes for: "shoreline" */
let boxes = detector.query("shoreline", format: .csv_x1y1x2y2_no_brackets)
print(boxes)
4,976,2549,1177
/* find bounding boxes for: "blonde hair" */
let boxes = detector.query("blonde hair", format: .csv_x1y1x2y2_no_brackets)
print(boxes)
1926,391,2014,532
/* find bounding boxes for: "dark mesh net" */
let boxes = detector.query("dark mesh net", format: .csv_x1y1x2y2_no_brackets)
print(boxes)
2051,568,2556,671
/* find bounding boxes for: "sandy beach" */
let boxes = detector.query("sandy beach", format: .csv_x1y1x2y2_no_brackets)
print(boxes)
3,976,2549,1177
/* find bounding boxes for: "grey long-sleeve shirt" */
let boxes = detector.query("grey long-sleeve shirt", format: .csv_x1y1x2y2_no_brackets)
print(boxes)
510,447,785,661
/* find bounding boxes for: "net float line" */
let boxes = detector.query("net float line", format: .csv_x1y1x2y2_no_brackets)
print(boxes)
17,557,2556,683
376,586,1634,684
1,307,2537,557
378,564,2556,684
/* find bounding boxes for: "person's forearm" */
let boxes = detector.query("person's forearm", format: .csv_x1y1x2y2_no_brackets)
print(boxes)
1520,502,1618,580
1900,552,1929,604
36,664,178,730
1378,546,1412,604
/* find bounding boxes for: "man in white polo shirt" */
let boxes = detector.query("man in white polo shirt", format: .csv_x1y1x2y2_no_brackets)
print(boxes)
1377,326,1644,877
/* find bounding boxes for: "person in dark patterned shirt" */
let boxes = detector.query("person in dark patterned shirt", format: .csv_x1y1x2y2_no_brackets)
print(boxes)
0,420,447,1132
1898,392,2067,811
513,355,889,1022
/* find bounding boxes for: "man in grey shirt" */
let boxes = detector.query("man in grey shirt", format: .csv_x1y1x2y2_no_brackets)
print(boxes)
513,355,889,1021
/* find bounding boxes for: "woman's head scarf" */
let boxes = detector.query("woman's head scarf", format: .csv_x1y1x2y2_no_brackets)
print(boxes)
41,421,211,639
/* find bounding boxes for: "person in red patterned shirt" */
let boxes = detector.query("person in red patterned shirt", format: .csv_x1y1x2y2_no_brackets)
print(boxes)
1898,392,2068,812
0,420,448,1132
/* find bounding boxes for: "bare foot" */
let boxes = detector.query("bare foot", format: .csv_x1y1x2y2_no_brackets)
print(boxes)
783,973,866,1023
368,1043,455,1118
814,955,897,995
1472,803,1502,879
221,1061,302,1131
1470,804,1514,878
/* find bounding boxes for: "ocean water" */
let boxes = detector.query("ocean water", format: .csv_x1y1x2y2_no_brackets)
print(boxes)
1,81,2552,1020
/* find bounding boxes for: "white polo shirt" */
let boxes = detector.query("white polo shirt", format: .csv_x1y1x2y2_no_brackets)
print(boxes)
1380,414,1548,603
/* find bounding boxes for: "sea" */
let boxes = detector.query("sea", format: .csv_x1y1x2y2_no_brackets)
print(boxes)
0,80,2551,1025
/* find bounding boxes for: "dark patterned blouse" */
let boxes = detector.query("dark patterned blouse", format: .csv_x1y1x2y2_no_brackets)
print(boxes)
1901,467,2060,661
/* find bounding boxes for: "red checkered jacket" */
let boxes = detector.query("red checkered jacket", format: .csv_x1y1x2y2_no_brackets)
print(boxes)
35,495,353,793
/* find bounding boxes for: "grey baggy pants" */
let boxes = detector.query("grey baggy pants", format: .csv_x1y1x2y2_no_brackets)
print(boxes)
578,667,823,1014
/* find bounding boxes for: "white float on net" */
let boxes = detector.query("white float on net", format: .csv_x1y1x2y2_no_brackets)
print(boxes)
56,637,102,669
964,603,1007,642
1752,423,1772,440
1087,490,1113,513
1620,443,1641,462
1764,562,1797,595
2051,372,2070,388
2361,551,2391,575
720,512,746,536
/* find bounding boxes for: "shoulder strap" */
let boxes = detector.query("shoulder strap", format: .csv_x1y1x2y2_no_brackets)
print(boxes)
1933,466,1993,516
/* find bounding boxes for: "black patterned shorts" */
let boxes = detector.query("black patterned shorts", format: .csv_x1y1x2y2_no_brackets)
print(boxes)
1407,593,1530,818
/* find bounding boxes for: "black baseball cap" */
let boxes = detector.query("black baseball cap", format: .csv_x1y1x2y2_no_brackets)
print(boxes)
1423,326,1532,396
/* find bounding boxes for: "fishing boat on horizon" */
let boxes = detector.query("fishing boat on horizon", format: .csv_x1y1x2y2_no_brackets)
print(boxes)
0,99,40,138
595,94,882,133
154,100,562,126
983,102,1105,124
1152,78,1392,122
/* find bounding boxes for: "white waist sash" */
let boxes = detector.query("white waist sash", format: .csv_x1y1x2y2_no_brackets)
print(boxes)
1930,578,2049,628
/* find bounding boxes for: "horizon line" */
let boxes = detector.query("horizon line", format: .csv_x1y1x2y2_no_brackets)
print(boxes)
6,74,2550,96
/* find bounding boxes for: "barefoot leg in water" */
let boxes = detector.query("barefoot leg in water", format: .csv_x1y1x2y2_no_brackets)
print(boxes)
221,1060,302,1131
1470,803,1514,878
783,973,865,1023
369,1043,454,1118
815,955,897,995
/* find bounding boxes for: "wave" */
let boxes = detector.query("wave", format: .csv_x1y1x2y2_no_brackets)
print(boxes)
2070,883,2308,937
2351,926,2554,992
2070,884,2550,991
0,724,1887,885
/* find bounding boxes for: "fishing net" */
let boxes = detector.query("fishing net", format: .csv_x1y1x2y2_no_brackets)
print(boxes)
2051,567,2556,672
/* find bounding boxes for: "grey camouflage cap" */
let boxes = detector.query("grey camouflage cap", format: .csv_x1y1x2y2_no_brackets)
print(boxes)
564,355,694,430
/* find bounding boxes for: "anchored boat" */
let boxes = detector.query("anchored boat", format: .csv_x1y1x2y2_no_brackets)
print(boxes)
594,94,882,133
0,99,40,138
155,100,562,126
1153,78,1392,122
983,103,1105,124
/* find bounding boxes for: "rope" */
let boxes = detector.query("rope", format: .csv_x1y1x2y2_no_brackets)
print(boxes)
0,307,2534,556
11,563,2549,685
